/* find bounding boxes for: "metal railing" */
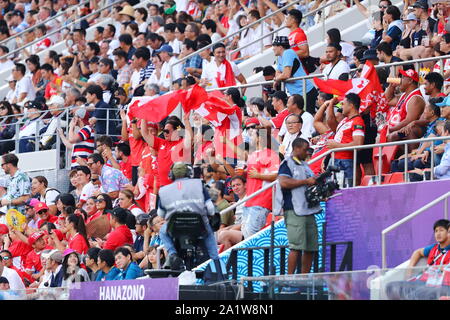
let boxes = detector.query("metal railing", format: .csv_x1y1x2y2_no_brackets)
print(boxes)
228,0,341,60
169,0,306,87
0,0,125,61
381,191,450,269
0,0,91,47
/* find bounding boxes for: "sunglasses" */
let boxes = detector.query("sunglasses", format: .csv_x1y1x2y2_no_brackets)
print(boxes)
1,256,10,261
0,106,6,110
379,5,388,8
162,129,171,134
91,178,99,182
95,199,105,203
37,209,48,214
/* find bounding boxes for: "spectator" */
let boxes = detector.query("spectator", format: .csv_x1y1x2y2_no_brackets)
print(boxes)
31,176,60,216
133,213,149,264
18,100,45,153
0,45,13,71
85,247,101,281
0,153,31,212
272,36,317,112
118,189,145,217
202,19,221,43
65,213,89,255
325,94,365,185
321,43,350,80
1,249,33,287
431,118,450,180
376,41,403,71
236,9,271,61
279,114,305,158
87,153,129,200
0,100,18,155
61,248,89,286
386,68,426,141
286,9,309,60
118,33,136,62
85,84,112,136
381,5,404,51
138,245,164,270
95,249,119,281
180,39,202,78
86,193,113,225
164,23,182,55
325,28,355,65
200,43,247,92
95,207,133,251
242,127,279,239
149,44,182,92
112,246,143,280
39,95,66,150
11,63,36,104
284,94,315,140
0,250,25,290
24,198,40,230
276,138,321,274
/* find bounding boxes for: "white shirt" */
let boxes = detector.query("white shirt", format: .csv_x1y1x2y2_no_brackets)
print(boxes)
279,111,315,139
39,188,60,206
19,118,43,138
211,33,222,43
0,60,14,71
89,72,102,83
168,39,182,55
340,42,355,65
201,57,241,89
159,56,183,89
322,59,350,80
1,267,25,291
14,75,36,102
238,23,271,58
80,182,96,205
281,131,310,157
138,22,148,33
271,22,290,38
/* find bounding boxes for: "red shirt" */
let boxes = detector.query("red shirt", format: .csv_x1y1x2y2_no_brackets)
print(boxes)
153,137,185,187
271,109,290,129
11,265,34,285
333,116,365,160
212,105,242,160
245,148,280,211
24,249,43,272
8,240,32,269
44,75,62,99
120,158,133,180
68,233,89,255
103,225,133,251
288,27,308,53
127,118,146,167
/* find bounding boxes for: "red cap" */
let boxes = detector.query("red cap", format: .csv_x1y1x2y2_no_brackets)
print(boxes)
0,224,9,235
245,117,260,128
399,69,419,82
28,231,45,246
33,201,49,213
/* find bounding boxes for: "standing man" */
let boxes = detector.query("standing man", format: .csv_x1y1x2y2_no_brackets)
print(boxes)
325,94,365,185
286,9,309,59
275,138,321,274
0,153,31,212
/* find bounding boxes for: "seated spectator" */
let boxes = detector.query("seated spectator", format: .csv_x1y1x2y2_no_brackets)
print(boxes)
85,247,101,281
386,68,425,142
381,5,404,51
11,63,36,104
321,43,350,81
138,245,165,270
113,49,133,88
118,189,145,218
180,39,202,78
86,193,112,226
254,90,289,131
31,176,60,216
279,114,305,158
18,100,45,153
325,28,355,65
395,13,427,61
61,249,89,287
284,94,315,140
93,207,133,251
112,246,143,280
430,119,450,180
0,101,18,155
95,249,120,281
64,213,89,255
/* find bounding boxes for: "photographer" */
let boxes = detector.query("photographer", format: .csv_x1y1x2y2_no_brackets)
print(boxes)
275,138,322,274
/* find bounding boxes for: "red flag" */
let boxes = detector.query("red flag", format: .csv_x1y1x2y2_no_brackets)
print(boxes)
128,90,186,122
313,77,370,98
182,84,209,113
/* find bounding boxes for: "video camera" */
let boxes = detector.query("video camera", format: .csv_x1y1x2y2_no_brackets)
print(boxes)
305,165,341,208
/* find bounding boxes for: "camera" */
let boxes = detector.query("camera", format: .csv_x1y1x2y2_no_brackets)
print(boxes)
305,165,341,208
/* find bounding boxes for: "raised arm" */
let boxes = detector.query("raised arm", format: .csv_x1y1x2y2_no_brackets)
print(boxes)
140,119,155,148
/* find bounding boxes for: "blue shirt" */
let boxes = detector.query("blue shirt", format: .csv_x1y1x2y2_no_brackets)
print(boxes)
423,243,450,257
112,262,143,280
93,100,112,135
95,267,120,281
386,21,403,51
277,49,313,96
434,142,450,180
183,54,203,76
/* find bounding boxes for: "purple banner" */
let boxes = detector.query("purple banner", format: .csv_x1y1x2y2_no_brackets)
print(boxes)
69,277,179,300
326,180,450,270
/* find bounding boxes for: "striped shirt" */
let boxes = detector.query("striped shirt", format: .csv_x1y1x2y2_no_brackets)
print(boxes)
139,60,155,84
72,125,95,168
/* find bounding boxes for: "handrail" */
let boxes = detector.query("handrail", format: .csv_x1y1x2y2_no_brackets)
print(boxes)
228,0,341,58
220,135,450,216
381,191,450,269
0,0,124,61
0,0,91,46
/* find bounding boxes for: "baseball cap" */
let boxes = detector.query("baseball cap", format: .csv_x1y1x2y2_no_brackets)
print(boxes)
33,201,49,214
24,100,45,110
272,36,290,47
28,231,45,246
399,68,419,82
47,95,65,107
245,117,260,128
269,91,288,103
49,250,63,263
155,44,173,54
111,207,129,222
361,49,378,61
412,0,428,9
136,213,150,226
0,224,9,235
436,95,450,107
402,13,418,21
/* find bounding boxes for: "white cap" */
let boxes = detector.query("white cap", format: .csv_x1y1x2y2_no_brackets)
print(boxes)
47,95,65,107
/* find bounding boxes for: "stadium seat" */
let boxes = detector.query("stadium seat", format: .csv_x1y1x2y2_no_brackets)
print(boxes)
360,175,373,186
373,146,399,175
388,172,406,184
381,174,393,184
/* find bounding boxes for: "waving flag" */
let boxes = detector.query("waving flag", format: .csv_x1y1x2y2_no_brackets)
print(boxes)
314,61,390,134
128,90,186,122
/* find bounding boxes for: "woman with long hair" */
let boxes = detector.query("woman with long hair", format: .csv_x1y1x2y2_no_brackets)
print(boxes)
138,245,165,270
85,193,113,224
65,213,90,255
118,189,145,217
31,176,61,216
0,101,18,155
25,55,45,93
84,196,97,220
61,249,89,287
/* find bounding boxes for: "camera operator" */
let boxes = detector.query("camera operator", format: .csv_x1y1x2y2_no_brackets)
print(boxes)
274,138,322,274
157,162,219,270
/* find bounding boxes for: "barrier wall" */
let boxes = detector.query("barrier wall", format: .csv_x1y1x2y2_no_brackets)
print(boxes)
325,179,450,270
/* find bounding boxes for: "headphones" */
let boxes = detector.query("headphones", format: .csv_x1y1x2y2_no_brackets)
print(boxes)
168,162,194,181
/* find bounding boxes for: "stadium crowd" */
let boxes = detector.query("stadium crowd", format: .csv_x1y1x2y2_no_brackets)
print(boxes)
0,0,448,294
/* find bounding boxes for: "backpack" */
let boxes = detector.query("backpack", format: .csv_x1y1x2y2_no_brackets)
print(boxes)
300,56,321,74
203,259,228,285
